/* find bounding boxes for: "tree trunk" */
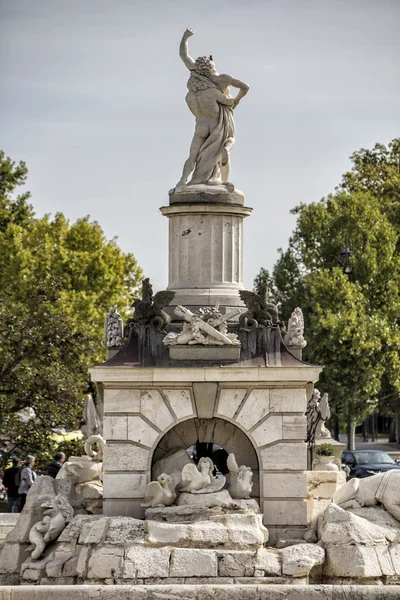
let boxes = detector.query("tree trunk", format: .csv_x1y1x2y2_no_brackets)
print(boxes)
347,414,356,450
389,418,396,443
396,407,400,444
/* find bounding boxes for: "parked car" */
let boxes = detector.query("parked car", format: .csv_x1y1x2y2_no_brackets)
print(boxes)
341,450,400,479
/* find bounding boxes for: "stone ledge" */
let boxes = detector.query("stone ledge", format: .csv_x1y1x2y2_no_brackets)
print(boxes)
2,584,400,599
168,185,245,206
169,345,241,362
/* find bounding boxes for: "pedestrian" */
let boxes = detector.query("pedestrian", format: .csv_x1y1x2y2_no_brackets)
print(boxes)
2,457,21,513
46,452,66,478
18,455,37,511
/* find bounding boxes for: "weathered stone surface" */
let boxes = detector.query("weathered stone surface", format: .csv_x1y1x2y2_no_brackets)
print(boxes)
104,516,145,545
104,388,141,413
127,416,159,447
324,545,384,578
140,389,175,431
104,443,150,472
177,490,232,507
162,388,194,420
281,543,325,577
269,388,307,413
170,548,218,577
77,517,109,544
218,551,255,577
87,546,124,579
263,473,307,499
145,500,260,523
103,473,147,499
0,514,19,543
263,500,308,526
254,548,281,576
251,416,282,446
58,515,99,542
192,382,218,418
261,443,307,471
103,416,128,440
0,543,31,574
236,389,270,430
319,504,396,546
216,388,247,420
124,547,171,578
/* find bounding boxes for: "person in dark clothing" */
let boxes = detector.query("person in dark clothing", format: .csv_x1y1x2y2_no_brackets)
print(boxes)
46,452,66,478
3,457,21,513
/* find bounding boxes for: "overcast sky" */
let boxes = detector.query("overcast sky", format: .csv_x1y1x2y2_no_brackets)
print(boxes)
1,0,399,290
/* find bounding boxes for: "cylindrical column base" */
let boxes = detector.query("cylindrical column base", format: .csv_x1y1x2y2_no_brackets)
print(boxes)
161,201,252,310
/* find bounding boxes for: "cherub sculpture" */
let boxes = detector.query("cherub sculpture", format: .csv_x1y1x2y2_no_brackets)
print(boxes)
141,473,176,508
179,456,226,494
29,495,74,560
284,307,307,349
227,453,253,499
129,278,175,331
238,290,280,331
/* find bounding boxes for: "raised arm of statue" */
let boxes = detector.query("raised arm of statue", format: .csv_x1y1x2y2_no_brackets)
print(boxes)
179,28,196,70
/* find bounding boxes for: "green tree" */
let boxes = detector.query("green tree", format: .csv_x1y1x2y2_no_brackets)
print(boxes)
0,153,143,465
255,138,400,449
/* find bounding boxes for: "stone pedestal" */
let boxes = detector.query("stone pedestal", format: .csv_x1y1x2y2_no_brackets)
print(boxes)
160,187,252,311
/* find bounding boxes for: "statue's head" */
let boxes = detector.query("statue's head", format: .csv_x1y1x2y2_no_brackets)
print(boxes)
194,56,216,76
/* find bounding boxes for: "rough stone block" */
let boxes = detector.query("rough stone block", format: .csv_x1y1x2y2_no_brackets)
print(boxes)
281,543,325,577
140,389,174,430
216,388,247,419
263,500,308,526
124,547,171,578
105,517,145,545
263,473,307,498
261,443,307,470
103,473,147,499
45,552,74,578
104,388,140,413
127,416,159,447
76,546,91,578
87,546,124,579
236,389,270,430
104,443,150,472
307,471,346,500
57,515,99,543
103,416,128,440
162,388,194,419
0,543,31,574
170,548,218,577
78,517,109,544
255,547,281,576
324,546,383,578
270,388,307,413
218,551,256,577
251,416,282,446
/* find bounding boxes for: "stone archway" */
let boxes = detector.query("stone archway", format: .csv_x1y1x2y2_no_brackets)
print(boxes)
151,416,260,500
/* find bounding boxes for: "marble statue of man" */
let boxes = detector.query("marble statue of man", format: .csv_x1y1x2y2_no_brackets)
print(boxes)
176,29,249,191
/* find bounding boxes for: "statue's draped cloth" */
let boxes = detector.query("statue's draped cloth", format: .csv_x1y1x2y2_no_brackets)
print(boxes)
187,73,235,185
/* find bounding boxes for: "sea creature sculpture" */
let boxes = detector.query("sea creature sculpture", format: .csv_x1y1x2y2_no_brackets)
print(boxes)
29,495,74,560
179,457,226,493
227,453,253,499
129,278,175,331
238,290,280,331
141,473,177,508
163,305,240,346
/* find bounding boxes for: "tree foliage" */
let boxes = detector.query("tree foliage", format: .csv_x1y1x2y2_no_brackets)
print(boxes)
0,152,143,465
255,139,400,446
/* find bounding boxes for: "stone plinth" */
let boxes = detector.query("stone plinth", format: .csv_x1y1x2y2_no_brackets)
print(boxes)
168,344,241,362
89,363,321,537
160,198,252,310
